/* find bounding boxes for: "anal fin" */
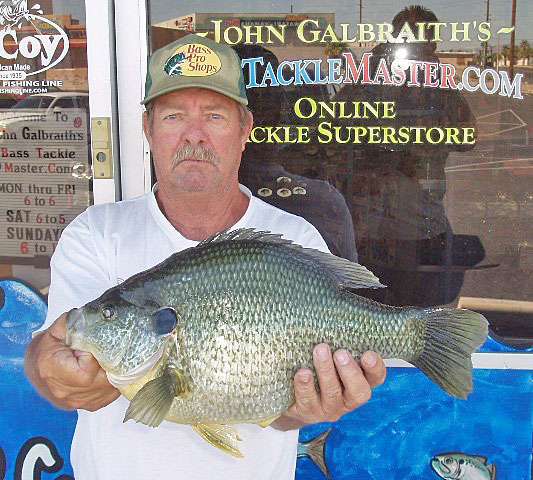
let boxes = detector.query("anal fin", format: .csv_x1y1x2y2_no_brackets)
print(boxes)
192,424,243,458
257,414,281,428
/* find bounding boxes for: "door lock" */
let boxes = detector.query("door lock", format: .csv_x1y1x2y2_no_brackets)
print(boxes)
91,117,113,179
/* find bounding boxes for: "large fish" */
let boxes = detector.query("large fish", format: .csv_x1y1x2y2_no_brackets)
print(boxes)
65,229,488,457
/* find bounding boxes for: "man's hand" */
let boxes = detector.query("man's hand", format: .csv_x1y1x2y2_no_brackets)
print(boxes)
24,313,120,411
272,344,386,431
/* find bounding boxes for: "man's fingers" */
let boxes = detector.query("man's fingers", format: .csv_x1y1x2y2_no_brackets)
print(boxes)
333,349,372,410
292,368,320,416
313,344,345,419
360,351,387,388
49,378,120,411
47,312,68,341
41,333,98,385
76,350,102,377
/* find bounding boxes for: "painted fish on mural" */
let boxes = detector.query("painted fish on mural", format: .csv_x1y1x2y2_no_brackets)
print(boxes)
65,229,488,457
431,453,496,479
297,429,331,478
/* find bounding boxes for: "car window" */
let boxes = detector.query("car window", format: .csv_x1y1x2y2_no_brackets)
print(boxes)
12,96,54,109
53,97,78,108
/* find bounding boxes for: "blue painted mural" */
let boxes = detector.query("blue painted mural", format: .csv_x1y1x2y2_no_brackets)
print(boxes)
1,278,531,480
0,279,76,480
297,368,532,479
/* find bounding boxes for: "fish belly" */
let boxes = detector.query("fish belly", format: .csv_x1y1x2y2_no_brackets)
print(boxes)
162,288,418,425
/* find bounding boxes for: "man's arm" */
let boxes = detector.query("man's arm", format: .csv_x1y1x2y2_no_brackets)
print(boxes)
271,345,386,431
24,313,120,411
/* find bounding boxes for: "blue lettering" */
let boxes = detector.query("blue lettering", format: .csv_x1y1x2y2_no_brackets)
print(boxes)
241,57,264,88
327,58,343,84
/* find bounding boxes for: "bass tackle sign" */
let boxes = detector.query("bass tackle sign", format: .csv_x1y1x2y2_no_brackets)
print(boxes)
0,1,69,82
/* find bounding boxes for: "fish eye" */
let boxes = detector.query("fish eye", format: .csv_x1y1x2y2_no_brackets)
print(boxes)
101,305,116,321
0,286,4,310
445,458,453,465
151,307,177,335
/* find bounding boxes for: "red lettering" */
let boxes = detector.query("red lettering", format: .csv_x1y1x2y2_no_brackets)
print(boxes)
343,52,372,84
440,63,458,89
424,62,440,88
373,58,393,85
408,61,424,87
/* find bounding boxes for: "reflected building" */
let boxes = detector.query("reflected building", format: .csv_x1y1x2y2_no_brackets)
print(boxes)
152,12,335,62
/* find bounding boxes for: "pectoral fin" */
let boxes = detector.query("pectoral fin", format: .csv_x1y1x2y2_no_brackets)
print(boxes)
192,424,243,458
124,366,189,427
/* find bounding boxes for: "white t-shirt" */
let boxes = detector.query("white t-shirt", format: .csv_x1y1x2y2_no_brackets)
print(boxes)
43,184,328,480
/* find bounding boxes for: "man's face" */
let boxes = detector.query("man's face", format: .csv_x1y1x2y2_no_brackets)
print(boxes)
143,87,252,194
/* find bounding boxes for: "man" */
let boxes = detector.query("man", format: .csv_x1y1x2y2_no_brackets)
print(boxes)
24,34,386,479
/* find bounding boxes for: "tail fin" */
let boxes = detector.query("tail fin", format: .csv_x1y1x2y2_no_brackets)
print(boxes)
297,429,331,478
411,308,488,399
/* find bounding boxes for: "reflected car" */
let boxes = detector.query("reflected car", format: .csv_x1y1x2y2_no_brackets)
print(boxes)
11,92,89,113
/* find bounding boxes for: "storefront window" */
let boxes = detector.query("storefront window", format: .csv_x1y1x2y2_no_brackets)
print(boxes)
0,0,91,293
147,1,532,348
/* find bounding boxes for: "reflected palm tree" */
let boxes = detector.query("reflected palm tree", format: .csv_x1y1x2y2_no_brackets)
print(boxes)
324,42,348,59
501,45,510,66
518,40,531,65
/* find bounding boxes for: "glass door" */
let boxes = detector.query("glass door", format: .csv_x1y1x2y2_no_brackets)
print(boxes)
0,1,117,478
0,0,118,292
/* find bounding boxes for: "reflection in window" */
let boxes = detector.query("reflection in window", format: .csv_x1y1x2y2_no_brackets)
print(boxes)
148,1,533,347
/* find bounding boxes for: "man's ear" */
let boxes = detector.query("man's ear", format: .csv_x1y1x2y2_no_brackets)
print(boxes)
240,110,254,152
142,111,153,146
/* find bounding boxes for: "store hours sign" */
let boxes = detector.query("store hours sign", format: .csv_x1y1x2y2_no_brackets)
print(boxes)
0,108,90,267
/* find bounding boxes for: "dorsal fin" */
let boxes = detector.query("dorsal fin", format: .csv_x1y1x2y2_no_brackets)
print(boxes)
197,228,385,290
197,228,294,247
297,248,385,289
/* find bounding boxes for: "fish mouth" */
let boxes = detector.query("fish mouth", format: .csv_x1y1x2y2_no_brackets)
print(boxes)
431,458,450,475
65,307,84,349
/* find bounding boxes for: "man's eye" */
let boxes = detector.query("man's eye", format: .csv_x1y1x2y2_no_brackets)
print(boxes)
165,114,177,120
210,113,223,119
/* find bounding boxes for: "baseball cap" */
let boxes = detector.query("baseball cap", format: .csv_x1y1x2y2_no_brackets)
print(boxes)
142,34,248,106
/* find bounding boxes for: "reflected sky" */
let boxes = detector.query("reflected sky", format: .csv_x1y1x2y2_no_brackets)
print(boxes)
49,1,533,51
149,0,533,50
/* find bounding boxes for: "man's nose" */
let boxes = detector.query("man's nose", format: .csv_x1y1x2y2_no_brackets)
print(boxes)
181,117,207,145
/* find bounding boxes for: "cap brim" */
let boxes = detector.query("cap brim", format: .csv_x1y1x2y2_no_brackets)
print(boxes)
141,84,248,106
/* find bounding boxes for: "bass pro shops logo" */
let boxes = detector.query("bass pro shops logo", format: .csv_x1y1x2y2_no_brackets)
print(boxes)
164,43,221,77
0,0,69,79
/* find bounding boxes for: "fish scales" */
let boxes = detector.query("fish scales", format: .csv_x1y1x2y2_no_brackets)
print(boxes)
65,228,488,457
139,241,420,422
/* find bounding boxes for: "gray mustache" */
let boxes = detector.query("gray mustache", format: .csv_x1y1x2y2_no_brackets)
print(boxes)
172,145,220,166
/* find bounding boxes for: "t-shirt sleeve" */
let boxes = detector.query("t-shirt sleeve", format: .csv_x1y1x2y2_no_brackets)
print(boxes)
36,209,112,334
294,219,330,253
